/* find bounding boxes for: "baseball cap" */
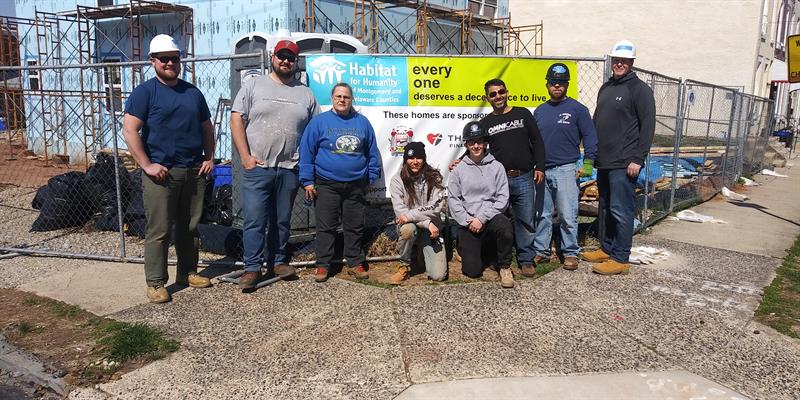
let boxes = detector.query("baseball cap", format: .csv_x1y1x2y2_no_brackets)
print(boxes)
274,40,299,56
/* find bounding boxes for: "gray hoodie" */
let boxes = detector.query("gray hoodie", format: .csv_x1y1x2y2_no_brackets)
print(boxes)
390,172,444,230
447,152,509,227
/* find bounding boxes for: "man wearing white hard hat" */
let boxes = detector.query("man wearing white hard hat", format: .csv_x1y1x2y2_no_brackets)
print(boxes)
230,39,319,290
582,40,655,275
122,34,215,303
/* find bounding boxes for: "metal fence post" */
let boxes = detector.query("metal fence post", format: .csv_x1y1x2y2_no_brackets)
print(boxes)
721,89,739,186
669,79,686,213
107,69,126,260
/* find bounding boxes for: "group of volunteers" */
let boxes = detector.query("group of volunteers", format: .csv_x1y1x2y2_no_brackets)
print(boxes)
122,34,654,303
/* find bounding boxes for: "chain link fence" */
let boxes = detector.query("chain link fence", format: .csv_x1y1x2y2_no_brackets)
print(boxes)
0,53,776,265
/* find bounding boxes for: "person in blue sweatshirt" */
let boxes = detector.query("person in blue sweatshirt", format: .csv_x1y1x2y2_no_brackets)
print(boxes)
299,82,382,283
532,63,598,270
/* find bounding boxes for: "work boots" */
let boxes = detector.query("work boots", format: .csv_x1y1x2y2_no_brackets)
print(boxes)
175,272,212,288
389,265,410,285
499,267,514,288
581,248,610,263
347,264,369,279
563,256,579,271
520,264,537,277
147,286,170,304
238,271,261,289
592,259,631,275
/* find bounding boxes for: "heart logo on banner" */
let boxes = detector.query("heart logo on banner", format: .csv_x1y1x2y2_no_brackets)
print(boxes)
427,133,442,145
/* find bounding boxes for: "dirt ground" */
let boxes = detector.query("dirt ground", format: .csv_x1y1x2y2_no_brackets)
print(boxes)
0,289,151,390
0,138,84,189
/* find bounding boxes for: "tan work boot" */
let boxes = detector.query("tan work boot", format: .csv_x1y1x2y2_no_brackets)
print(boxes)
176,272,212,288
592,259,630,275
499,268,514,288
520,264,536,277
563,256,579,271
581,248,610,263
389,265,410,285
147,286,170,303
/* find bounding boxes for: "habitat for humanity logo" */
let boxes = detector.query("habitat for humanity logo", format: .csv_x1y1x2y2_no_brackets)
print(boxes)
309,56,346,85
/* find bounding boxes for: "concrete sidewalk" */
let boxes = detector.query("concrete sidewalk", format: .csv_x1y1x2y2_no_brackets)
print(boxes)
0,158,798,400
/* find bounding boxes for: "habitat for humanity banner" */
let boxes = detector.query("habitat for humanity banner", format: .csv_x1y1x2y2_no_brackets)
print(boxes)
306,54,578,198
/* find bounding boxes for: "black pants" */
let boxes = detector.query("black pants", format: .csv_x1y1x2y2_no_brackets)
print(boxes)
458,214,513,278
315,177,367,268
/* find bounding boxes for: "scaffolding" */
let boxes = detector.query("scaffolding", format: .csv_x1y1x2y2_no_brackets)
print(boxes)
0,1,195,168
307,0,542,56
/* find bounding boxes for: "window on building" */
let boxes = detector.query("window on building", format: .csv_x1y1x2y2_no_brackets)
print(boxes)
97,0,114,6
467,0,498,19
103,58,122,112
27,60,39,91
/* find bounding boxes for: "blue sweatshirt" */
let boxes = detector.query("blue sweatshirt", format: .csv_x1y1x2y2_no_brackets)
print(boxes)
299,109,382,186
533,97,598,168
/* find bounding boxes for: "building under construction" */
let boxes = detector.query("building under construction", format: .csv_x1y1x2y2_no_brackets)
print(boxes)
0,0,542,167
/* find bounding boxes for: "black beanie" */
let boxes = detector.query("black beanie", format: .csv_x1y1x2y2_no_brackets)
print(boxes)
403,142,426,161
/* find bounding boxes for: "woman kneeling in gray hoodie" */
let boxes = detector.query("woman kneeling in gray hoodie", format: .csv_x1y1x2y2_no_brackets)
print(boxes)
447,121,515,288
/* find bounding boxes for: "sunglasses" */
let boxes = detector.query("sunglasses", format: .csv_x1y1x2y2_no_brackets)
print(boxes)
155,55,180,64
487,88,507,98
547,80,568,86
275,52,297,62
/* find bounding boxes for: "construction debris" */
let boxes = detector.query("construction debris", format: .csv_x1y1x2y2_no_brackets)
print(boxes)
629,246,671,265
721,187,748,201
761,169,788,178
672,210,727,224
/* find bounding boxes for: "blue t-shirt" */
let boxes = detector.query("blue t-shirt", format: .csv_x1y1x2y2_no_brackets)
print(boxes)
124,78,211,168
299,110,382,186
533,97,598,168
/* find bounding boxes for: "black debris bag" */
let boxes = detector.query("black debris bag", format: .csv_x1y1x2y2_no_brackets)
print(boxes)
31,171,94,231
85,153,132,231
204,184,233,226
31,185,49,210
124,169,147,238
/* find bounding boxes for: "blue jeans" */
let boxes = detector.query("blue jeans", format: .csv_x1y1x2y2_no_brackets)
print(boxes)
397,223,447,281
242,167,299,272
534,163,580,258
507,171,536,266
597,168,636,263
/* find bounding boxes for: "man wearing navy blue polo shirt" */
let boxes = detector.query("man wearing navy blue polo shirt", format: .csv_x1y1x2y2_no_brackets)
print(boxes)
123,34,215,303
533,63,598,270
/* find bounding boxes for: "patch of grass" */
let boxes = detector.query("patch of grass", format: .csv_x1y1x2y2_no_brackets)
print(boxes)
535,261,562,276
96,321,179,363
755,234,800,338
22,296,43,306
17,320,40,335
50,301,81,319
356,279,394,289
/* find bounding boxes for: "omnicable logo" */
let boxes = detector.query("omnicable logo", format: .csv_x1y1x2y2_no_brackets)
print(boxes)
308,56,347,85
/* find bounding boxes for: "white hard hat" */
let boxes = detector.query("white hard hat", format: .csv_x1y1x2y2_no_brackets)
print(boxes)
609,40,636,59
149,34,180,55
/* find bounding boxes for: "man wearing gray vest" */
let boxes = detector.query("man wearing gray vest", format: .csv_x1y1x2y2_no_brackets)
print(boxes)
231,40,319,289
